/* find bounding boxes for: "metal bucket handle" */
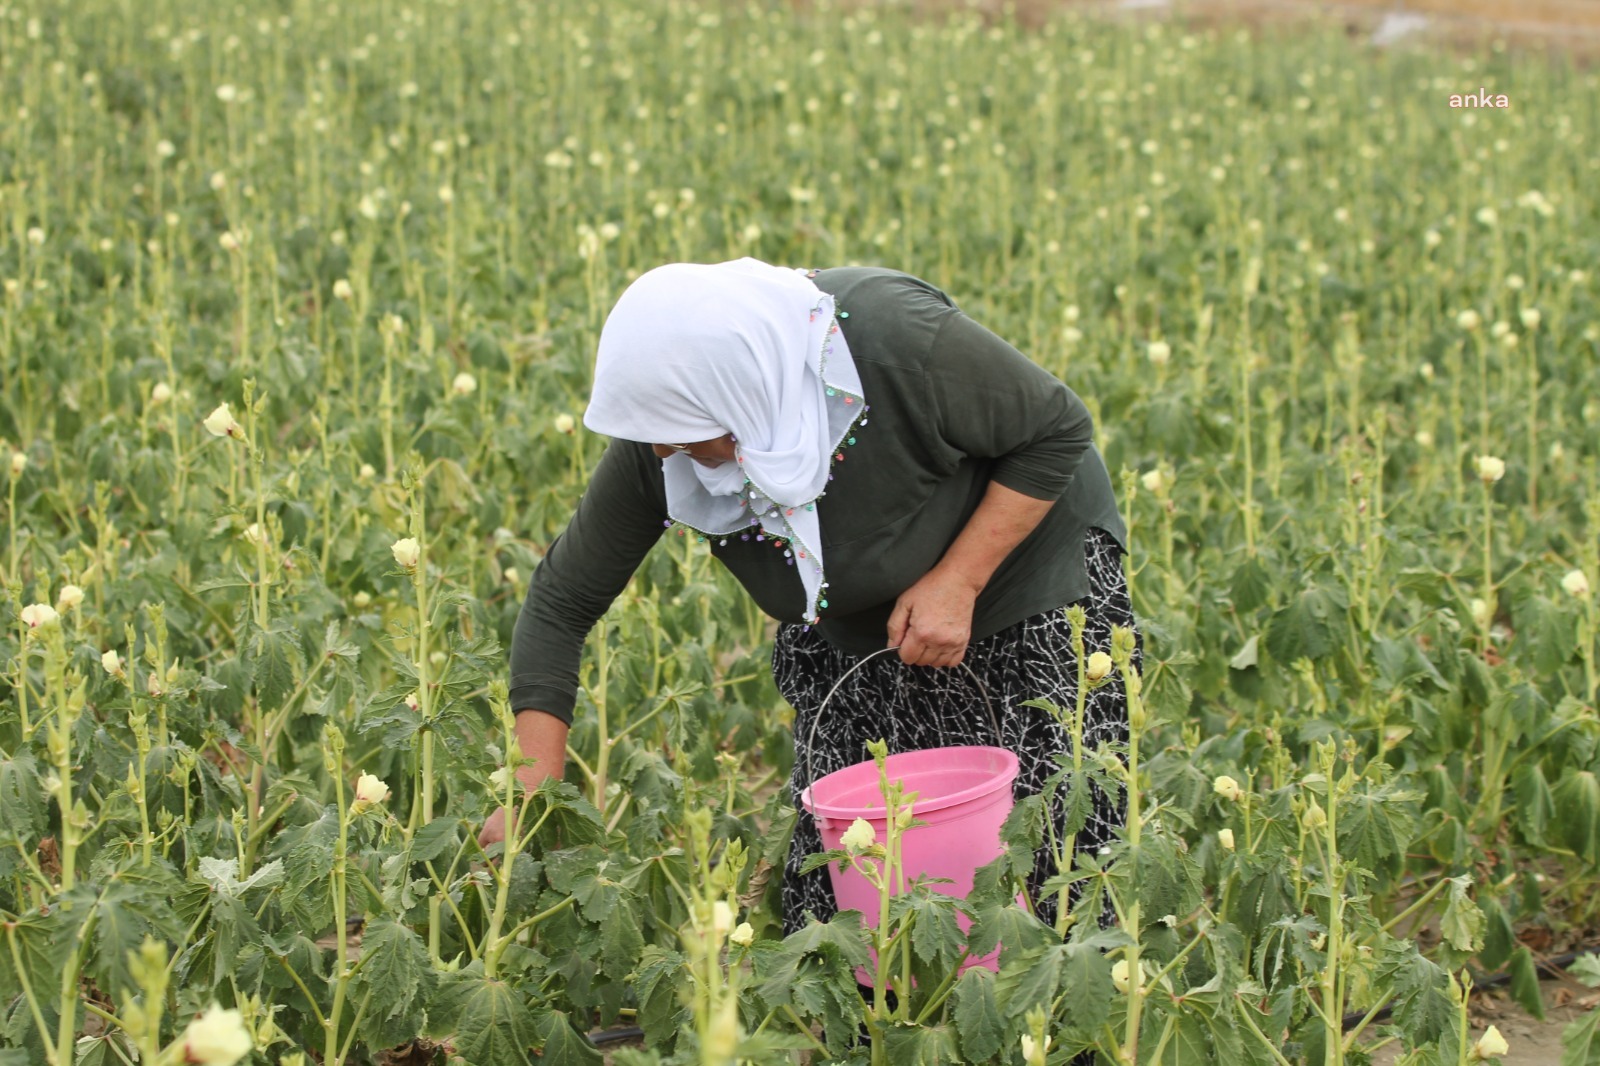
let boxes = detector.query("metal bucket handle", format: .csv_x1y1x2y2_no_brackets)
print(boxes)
802,645,1002,795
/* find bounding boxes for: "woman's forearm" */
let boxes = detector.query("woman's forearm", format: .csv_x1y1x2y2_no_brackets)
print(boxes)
932,480,1056,595
512,709,569,787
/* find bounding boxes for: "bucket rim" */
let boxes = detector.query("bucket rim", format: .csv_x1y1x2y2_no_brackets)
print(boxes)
799,745,1020,821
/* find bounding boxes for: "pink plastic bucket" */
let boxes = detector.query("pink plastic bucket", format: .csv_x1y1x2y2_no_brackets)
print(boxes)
801,744,1020,976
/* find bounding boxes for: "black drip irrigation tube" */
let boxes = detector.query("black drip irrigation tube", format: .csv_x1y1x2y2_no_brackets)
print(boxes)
588,1025,646,1047
579,945,1600,1044
1340,944,1600,1031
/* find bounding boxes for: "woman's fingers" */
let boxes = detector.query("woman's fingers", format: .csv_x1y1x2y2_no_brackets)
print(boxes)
477,806,506,849
897,629,926,665
901,632,967,668
886,599,911,648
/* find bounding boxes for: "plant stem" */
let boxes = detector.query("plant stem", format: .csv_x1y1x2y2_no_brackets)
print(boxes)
244,380,272,868
7,923,57,1066
591,619,611,820
43,629,79,892
337,988,374,1065
325,769,350,1066
1322,751,1345,1066
483,707,531,978
1118,634,1146,1066
1236,995,1297,1066
1240,341,1257,557
1481,479,1494,656
1059,612,1090,934
55,909,98,1066
1379,874,1450,936
406,470,444,965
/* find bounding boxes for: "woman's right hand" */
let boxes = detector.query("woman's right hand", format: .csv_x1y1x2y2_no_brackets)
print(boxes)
477,804,514,851
475,709,569,854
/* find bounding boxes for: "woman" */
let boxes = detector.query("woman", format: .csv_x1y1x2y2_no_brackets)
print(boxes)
480,257,1141,940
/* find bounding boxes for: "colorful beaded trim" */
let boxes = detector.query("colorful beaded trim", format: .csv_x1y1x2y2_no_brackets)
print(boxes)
662,268,869,627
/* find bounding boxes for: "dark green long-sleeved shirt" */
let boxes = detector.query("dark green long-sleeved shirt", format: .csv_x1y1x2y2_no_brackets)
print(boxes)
509,267,1128,724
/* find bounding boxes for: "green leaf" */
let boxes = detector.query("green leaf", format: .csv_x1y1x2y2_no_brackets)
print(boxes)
534,1008,603,1065
87,865,185,1000
71,1036,124,1066
1230,635,1260,670
0,909,60,1010
1056,940,1115,1031
1370,635,1449,694
1562,1006,1600,1066
1513,763,1555,847
1230,554,1275,614
545,847,636,961
630,946,689,1048
998,944,1064,1018
1570,954,1600,989
194,576,255,593
501,854,544,922
964,899,1055,965
1479,897,1516,971
1265,584,1343,662
1336,780,1420,880
357,707,424,747
1167,1009,1214,1066
409,816,460,863
260,931,326,1015
1130,832,1204,923
1190,984,1247,1064
882,1022,960,1065
753,931,864,1059
599,895,646,977
797,849,850,878
734,1031,824,1058
893,891,966,971
449,974,538,1066
1375,940,1455,1048
348,917,434,1045
196,855,284,897
998,793,1047,861
202,892,261,989
968,852,1018,910
1146,652,1197,720
1552,771,1600,863
1512,592,1577,676
780,910,872,971
1440,875,1485,954
1508,946,1546,1021
952,967,1004,1064
1059,770,1096,839
322,620,360,662
314,662,365,718
252,626,301,712
0,751,45,841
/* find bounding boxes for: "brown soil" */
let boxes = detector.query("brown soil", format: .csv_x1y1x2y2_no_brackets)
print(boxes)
854,0,1600,63
1371,974,1600,1065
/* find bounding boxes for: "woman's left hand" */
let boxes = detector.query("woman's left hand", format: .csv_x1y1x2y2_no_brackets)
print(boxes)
887,567,980,667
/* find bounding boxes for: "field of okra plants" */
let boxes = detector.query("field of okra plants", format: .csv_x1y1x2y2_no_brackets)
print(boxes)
4,0,1600,1062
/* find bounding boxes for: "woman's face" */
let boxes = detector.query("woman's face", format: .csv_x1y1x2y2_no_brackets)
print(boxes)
650,433,736,467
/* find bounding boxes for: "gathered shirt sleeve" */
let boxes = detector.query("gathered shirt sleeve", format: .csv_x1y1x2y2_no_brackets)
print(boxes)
923,306,1095,502
508,438,667,725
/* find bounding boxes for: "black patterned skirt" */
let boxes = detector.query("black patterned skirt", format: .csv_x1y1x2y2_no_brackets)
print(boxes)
772,525,1140,942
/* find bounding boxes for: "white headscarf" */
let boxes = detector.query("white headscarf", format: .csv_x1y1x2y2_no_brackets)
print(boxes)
583,258,866,624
